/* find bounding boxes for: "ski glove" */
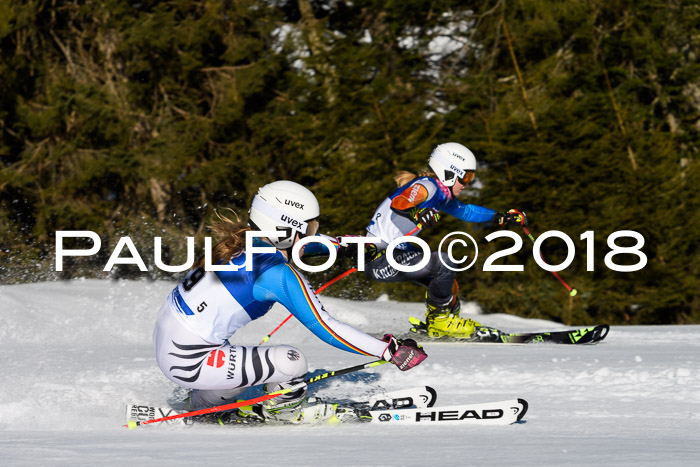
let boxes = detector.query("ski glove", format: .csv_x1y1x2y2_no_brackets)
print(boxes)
381,334,427,371
409,207,440,228
336,236,379,263
495,209,529,227
336,235,360,260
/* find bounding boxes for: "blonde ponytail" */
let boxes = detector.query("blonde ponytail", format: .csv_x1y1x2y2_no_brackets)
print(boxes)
393,170,438,187
193,209,250,269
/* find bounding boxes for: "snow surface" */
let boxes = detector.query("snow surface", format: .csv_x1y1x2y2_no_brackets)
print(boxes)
1,279,699,466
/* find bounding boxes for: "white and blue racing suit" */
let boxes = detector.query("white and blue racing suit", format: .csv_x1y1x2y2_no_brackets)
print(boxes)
153,240,388,407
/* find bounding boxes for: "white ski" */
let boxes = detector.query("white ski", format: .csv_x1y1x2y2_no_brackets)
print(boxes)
126,386,437,426
365,385,437,410
126,405,186,426
369,398,528,426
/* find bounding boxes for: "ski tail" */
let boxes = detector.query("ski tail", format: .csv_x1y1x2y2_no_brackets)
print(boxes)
126,405,188,426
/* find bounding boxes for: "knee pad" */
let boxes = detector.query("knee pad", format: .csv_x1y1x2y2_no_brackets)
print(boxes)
435,251,459,273
270,345,308,380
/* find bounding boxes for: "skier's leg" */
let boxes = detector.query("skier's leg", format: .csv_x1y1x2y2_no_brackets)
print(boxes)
365,249,458,307
154,306,308,415
183,344,308,414
364,250,480,338
188,385,245,410
423,251,459,308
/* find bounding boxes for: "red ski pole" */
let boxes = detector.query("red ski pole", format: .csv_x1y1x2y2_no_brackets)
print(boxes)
522,226,578,297
258,268,357,345
125,360,388,429
258,266,357,344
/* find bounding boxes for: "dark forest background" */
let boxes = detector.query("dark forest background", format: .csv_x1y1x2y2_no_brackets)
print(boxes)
1,0,699,325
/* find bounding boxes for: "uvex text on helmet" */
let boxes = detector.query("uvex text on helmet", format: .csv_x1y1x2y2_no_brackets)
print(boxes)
248,180,320,249
428,142,477,187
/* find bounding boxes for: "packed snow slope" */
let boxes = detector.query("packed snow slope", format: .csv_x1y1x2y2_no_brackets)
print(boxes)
1,279,699,466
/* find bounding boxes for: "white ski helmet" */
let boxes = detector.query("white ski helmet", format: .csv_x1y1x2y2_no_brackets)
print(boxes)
248,180,320,250
428,142,477,187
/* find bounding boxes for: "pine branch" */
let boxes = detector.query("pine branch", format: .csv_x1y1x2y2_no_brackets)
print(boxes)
603,68,638,171
501,14,538,133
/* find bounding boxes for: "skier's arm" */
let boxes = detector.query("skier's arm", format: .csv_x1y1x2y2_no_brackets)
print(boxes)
389,182,429,215
389,182,441,227
442,199,497,223
298,233,340,257
252,263,387,357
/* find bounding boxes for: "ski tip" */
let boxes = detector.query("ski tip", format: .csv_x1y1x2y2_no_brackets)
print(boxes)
426,386,437,408
516,398,529,422
595,324,611,342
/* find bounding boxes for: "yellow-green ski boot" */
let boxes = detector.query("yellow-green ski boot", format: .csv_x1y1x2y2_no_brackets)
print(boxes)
425,296,480,339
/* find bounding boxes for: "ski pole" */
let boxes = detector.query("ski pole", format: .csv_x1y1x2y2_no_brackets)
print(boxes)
124,359,388,429
259,225,423,344
522,226,578,297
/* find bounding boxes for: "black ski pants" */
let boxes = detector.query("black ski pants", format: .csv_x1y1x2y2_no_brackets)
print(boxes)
363,249,457,306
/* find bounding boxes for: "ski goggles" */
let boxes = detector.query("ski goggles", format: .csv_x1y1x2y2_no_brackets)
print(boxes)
303,218,319,238
457,171,475,185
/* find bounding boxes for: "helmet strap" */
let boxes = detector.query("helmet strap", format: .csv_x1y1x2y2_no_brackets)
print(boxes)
434,178,453,200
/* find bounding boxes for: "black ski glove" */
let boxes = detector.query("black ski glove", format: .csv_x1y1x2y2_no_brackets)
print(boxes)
336,236,379,263
495,209,529,227
409,207,440,228
336,236,359,260
381,334,427,371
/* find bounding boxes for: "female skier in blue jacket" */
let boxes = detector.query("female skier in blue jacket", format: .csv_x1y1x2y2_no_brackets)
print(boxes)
153,181,426,423
357,142,527,339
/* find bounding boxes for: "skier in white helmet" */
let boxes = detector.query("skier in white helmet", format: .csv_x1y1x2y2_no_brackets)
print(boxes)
353,142,527,339
153,180,427,423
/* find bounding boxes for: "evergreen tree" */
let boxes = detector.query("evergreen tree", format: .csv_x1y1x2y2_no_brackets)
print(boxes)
1,0,698,324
